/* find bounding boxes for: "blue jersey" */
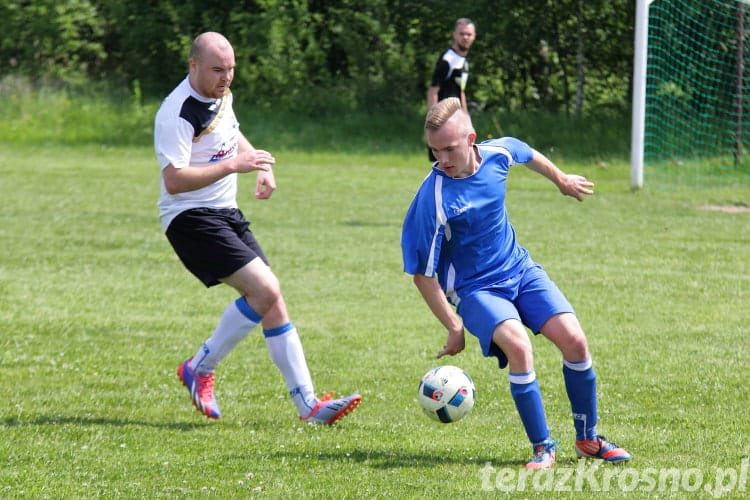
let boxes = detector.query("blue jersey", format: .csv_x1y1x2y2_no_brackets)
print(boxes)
401,137,535,305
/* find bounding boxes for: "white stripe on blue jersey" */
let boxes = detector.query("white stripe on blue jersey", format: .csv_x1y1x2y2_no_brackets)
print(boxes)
425,175,445,275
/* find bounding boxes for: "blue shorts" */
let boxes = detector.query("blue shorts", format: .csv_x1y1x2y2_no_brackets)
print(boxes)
455,263,574,369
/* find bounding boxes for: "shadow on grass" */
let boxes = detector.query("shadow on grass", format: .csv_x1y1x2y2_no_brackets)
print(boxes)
267,448,522,469
0,415,207,431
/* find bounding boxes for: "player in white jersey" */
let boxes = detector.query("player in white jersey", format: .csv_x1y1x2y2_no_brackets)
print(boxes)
155,32,360,424
401,98,630,468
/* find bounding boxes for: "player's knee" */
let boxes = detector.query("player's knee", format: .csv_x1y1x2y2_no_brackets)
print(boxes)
504,345,533,368
235,267,282,315
571,334,589,359
253,281,282,312
493,321,533,367
560,330,589,361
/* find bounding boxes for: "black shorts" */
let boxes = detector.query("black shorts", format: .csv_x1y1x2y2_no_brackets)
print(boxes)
165,207,268,287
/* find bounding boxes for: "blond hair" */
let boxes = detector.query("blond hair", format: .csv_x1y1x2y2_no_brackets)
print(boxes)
424,97,473,137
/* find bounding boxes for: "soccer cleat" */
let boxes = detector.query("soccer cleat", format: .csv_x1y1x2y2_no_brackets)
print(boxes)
177,358,221,419
526,440,557,469
300,391,362,425
576,435,631,463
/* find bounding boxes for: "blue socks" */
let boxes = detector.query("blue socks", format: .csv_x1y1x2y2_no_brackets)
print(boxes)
509,371,550,445
562,357,598,440
509,357,600,445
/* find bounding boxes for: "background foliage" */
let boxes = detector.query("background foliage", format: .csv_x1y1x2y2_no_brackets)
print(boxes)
0,0,635,115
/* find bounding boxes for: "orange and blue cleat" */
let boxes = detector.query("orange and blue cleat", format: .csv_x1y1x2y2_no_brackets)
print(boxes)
576,435,631,463
526,439,558,469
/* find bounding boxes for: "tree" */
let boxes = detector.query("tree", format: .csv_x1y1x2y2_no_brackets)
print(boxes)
1,0,636,116
0,0,106,85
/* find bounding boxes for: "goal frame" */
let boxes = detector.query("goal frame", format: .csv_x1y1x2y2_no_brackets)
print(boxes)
630,0,650,191
631,0,750,190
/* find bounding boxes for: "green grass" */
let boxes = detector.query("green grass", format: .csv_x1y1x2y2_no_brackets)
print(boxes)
1,140,749,498
1,86,750,497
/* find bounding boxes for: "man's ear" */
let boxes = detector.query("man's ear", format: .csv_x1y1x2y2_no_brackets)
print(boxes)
467,131,476,147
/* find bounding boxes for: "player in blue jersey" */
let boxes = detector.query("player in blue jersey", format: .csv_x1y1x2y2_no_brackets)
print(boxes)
401,97,630,469
155,32,360,424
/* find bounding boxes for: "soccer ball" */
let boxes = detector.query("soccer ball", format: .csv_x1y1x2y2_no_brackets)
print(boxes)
417,365,475,423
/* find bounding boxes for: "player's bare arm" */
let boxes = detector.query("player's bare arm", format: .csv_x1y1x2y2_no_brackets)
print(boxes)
413,274,465,358
524,149,594,202
426,86,439,110
162,148,274,195
235,132,277,200
255,169,276,199
438,329,466,359
460,91,469,113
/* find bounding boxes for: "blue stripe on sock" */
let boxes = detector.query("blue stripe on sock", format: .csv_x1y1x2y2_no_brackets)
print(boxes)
234,297,262,323
263,322,295,338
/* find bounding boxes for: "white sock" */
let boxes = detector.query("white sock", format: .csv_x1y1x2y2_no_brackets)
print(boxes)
191,297,261,374
264,323,317,416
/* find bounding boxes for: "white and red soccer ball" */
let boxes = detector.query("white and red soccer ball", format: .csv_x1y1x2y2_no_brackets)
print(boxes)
417,365,476,423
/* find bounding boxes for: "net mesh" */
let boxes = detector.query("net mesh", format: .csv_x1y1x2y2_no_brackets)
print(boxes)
645,0,750,186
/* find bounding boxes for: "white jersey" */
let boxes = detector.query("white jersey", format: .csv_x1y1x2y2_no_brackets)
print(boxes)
154,77,241,231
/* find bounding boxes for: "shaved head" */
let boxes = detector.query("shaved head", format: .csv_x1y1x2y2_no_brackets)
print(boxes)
190,32,232,61
187,32,235,99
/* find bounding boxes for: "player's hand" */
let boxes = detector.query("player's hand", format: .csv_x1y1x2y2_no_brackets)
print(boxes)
236,149,275,173
255,169,276,199
559,174,594,201
437,328,465,358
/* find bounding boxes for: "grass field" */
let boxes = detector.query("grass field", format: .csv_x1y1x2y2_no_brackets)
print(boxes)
1,138,749,499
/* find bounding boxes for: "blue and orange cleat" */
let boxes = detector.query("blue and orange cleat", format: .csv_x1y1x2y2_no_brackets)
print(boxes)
300,392,362,425
177,358,221,419
576,435,631,463
526,439,558,469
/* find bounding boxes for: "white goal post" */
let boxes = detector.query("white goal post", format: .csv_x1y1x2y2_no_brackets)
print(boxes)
630,0,651,190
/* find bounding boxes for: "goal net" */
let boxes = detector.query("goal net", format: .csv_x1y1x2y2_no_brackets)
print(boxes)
632,0,750,188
